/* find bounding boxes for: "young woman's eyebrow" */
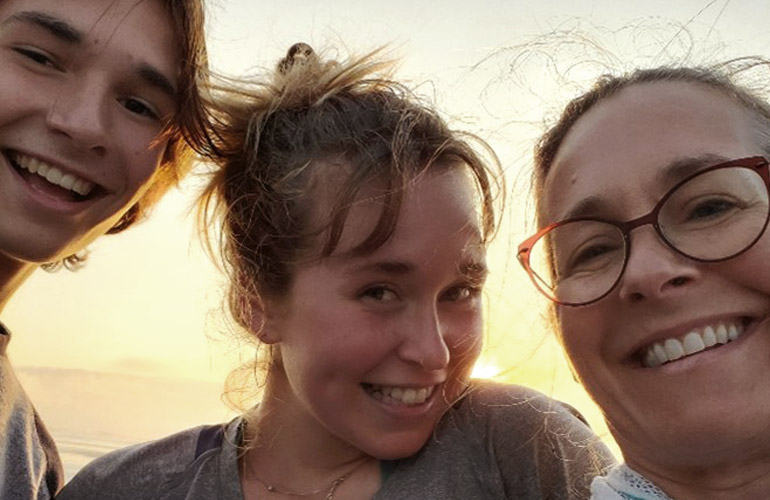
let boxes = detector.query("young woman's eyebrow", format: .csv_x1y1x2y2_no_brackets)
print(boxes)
4,11,82,44
136,63,178,98
459,261,488,281
346,261,414,277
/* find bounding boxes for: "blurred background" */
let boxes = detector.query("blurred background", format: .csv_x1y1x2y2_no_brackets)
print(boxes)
4,0,769,478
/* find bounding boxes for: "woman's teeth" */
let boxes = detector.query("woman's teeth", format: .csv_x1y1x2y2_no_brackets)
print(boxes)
643,321,744,368
12,153,95,196
364,384,434,406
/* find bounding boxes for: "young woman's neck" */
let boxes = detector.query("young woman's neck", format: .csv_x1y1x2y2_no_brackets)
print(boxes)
0,256,36,314
242,370,374,490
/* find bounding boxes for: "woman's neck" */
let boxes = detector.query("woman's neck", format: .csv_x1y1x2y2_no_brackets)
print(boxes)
626,454,770,499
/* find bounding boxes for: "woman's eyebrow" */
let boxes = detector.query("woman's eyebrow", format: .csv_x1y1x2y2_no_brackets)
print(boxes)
656,154,731,186
559,154,735,222
4,10,83,44
560,195,608,221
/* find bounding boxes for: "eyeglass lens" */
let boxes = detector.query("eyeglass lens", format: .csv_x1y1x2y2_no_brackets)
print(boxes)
527,165,770,305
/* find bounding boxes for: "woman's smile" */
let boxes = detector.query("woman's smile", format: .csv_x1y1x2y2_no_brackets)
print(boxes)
639,317,751,368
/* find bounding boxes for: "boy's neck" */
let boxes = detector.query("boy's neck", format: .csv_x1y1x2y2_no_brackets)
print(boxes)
0,256,36,314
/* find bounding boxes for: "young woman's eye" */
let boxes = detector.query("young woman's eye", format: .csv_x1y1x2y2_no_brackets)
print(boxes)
120,97,160,120
441,284,481,302
360,286,397,302
12,46,57,68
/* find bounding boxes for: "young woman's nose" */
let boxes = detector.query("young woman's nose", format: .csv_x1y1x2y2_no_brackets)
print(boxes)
617,227,700,303
46,79,109,156
398,305,451,371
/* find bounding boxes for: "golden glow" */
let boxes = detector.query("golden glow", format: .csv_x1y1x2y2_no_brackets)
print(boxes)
4,0,759,469
471,360,501,379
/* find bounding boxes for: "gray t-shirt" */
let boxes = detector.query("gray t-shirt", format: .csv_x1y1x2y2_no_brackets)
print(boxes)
57,381,614,499
0,322,63,499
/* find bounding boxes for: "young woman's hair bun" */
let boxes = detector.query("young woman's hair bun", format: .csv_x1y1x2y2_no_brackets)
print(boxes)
277,42,315,75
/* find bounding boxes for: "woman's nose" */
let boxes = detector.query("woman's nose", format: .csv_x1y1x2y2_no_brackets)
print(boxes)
617,228,701,303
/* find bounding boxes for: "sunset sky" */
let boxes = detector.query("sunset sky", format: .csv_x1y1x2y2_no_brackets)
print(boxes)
4,0,770,455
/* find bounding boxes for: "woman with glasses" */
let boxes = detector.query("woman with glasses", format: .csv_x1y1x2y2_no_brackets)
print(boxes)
518,62,770,499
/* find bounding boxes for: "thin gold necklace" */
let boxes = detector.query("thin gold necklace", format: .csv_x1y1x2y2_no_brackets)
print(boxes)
253,457,369,499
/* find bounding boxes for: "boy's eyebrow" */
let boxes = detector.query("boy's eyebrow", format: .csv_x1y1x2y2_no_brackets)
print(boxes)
5,11,83,44
5,10,178,98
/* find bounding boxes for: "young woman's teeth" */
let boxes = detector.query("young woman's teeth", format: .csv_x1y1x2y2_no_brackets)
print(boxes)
12,153,95,196
365,384,434,405
643,322,744,368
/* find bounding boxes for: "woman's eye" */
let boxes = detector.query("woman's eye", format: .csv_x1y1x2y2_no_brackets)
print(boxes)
121,97,160,120
360,286,397,302
686,198,737,221
562,241,622,277
573,244,612,265
12,46,57,68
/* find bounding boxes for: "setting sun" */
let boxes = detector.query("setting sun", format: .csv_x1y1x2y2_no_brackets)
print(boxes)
471,360,501,379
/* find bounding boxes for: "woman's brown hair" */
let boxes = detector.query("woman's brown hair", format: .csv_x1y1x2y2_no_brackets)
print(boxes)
200,44,503,405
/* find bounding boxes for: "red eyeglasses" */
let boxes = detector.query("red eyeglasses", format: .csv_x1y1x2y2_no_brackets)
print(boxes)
518,156,770,306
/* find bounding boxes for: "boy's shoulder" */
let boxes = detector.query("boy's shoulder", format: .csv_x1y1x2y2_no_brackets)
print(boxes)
57,419,241,500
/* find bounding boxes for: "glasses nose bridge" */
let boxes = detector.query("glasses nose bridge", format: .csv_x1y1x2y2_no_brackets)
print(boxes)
619,206,662,242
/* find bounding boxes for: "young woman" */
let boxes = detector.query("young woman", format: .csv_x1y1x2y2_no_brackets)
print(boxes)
518,61,770,498
0,0,212,496
57,44,614,499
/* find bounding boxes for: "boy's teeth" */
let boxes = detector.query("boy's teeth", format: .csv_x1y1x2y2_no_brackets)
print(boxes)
12,153,95,196
642,321,745,368
366,384,434,406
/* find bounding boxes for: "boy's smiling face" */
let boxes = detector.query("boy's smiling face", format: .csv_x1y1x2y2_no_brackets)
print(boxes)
0,0,180,265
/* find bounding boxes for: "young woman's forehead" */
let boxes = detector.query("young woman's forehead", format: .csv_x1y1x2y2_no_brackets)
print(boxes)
542,80,762,222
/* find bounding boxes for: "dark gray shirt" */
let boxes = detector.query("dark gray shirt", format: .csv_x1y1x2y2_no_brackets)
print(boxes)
0,322,63,499
57,381,614,499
